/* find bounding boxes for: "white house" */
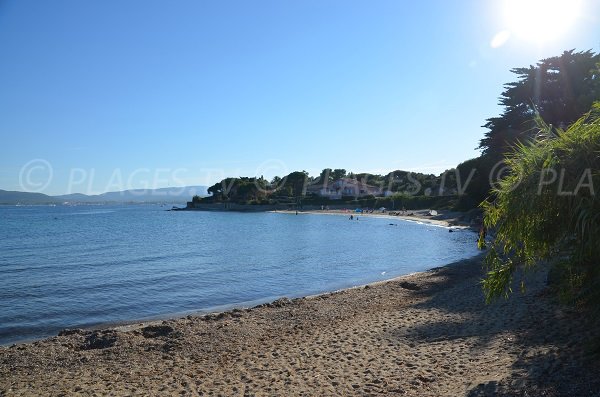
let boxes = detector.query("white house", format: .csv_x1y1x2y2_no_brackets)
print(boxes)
306,178,381,199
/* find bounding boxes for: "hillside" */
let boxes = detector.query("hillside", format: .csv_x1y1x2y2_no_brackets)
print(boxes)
0,186,208,205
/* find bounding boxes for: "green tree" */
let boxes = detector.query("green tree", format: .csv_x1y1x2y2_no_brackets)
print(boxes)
482,105,600,310
318,168,332,184
355,173,385,188
331,169,347,181
480,49,600,157
207,177,268,203
281,171,309,197
453,156,498,208
207,178,237,201
455,50,600,211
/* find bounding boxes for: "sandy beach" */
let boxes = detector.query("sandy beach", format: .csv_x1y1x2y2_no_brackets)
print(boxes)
271,209,474,229
1,254,598,396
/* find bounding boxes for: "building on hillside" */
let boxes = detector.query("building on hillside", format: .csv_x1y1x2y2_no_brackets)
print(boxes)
306,178,381,199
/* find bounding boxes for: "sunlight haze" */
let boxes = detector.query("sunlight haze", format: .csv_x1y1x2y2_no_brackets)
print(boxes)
0,0,598,194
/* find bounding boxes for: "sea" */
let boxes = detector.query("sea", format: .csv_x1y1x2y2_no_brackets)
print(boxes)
0,204,480,345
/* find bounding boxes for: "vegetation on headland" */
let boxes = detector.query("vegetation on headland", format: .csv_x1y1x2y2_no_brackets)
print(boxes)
192,167,470,211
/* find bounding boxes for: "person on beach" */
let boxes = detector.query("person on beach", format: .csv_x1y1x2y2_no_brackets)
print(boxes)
350,215,353,220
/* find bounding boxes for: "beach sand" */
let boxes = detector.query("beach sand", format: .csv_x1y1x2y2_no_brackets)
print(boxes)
272,209,473,229
1,255,598,396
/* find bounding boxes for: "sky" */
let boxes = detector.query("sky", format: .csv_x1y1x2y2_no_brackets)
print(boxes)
0,0,598,195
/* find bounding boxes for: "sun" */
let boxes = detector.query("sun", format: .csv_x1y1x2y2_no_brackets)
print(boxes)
503,0,583,43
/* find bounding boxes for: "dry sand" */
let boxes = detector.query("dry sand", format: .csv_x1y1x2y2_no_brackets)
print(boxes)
1,254,599,396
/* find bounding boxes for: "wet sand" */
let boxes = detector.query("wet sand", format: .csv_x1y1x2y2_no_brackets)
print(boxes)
1,254,598,396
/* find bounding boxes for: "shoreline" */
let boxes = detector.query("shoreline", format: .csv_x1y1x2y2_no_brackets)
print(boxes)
179,205,480,230
271,208,472,229
0,206,476,347
93,265,457,342
2,255,598,395
1,252,481,347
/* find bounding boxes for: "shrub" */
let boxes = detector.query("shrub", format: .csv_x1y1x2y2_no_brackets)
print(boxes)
482,105,600,310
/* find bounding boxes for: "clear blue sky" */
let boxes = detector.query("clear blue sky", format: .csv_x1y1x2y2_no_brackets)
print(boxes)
0,0,598,195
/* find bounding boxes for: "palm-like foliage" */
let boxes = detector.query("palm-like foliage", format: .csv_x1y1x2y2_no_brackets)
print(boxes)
482,104,600,309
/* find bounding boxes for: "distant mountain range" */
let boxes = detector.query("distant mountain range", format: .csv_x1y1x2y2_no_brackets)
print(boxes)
0,186,208,204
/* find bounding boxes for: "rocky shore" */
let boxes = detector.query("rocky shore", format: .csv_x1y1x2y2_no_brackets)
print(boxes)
1,255,599,396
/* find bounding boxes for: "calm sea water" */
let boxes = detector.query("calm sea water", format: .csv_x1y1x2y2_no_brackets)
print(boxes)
0,205,479,345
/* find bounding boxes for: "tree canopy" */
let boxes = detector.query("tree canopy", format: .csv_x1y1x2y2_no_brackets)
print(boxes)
482,104,600,310
480,50,600,158
331,169,347,181
206,177,268,203
452,50,600,209
198,167,462,205
279,171,310,197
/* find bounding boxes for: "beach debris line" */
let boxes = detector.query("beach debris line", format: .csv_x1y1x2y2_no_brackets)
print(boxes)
80,330,118,350
141,324,175,339
399,281,421,291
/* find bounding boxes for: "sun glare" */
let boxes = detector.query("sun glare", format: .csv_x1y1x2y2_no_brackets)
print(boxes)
503,0,582,43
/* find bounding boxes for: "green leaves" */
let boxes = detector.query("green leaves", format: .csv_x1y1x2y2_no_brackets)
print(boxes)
480,50,600,157
481,247,515,302
482,104,600,304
